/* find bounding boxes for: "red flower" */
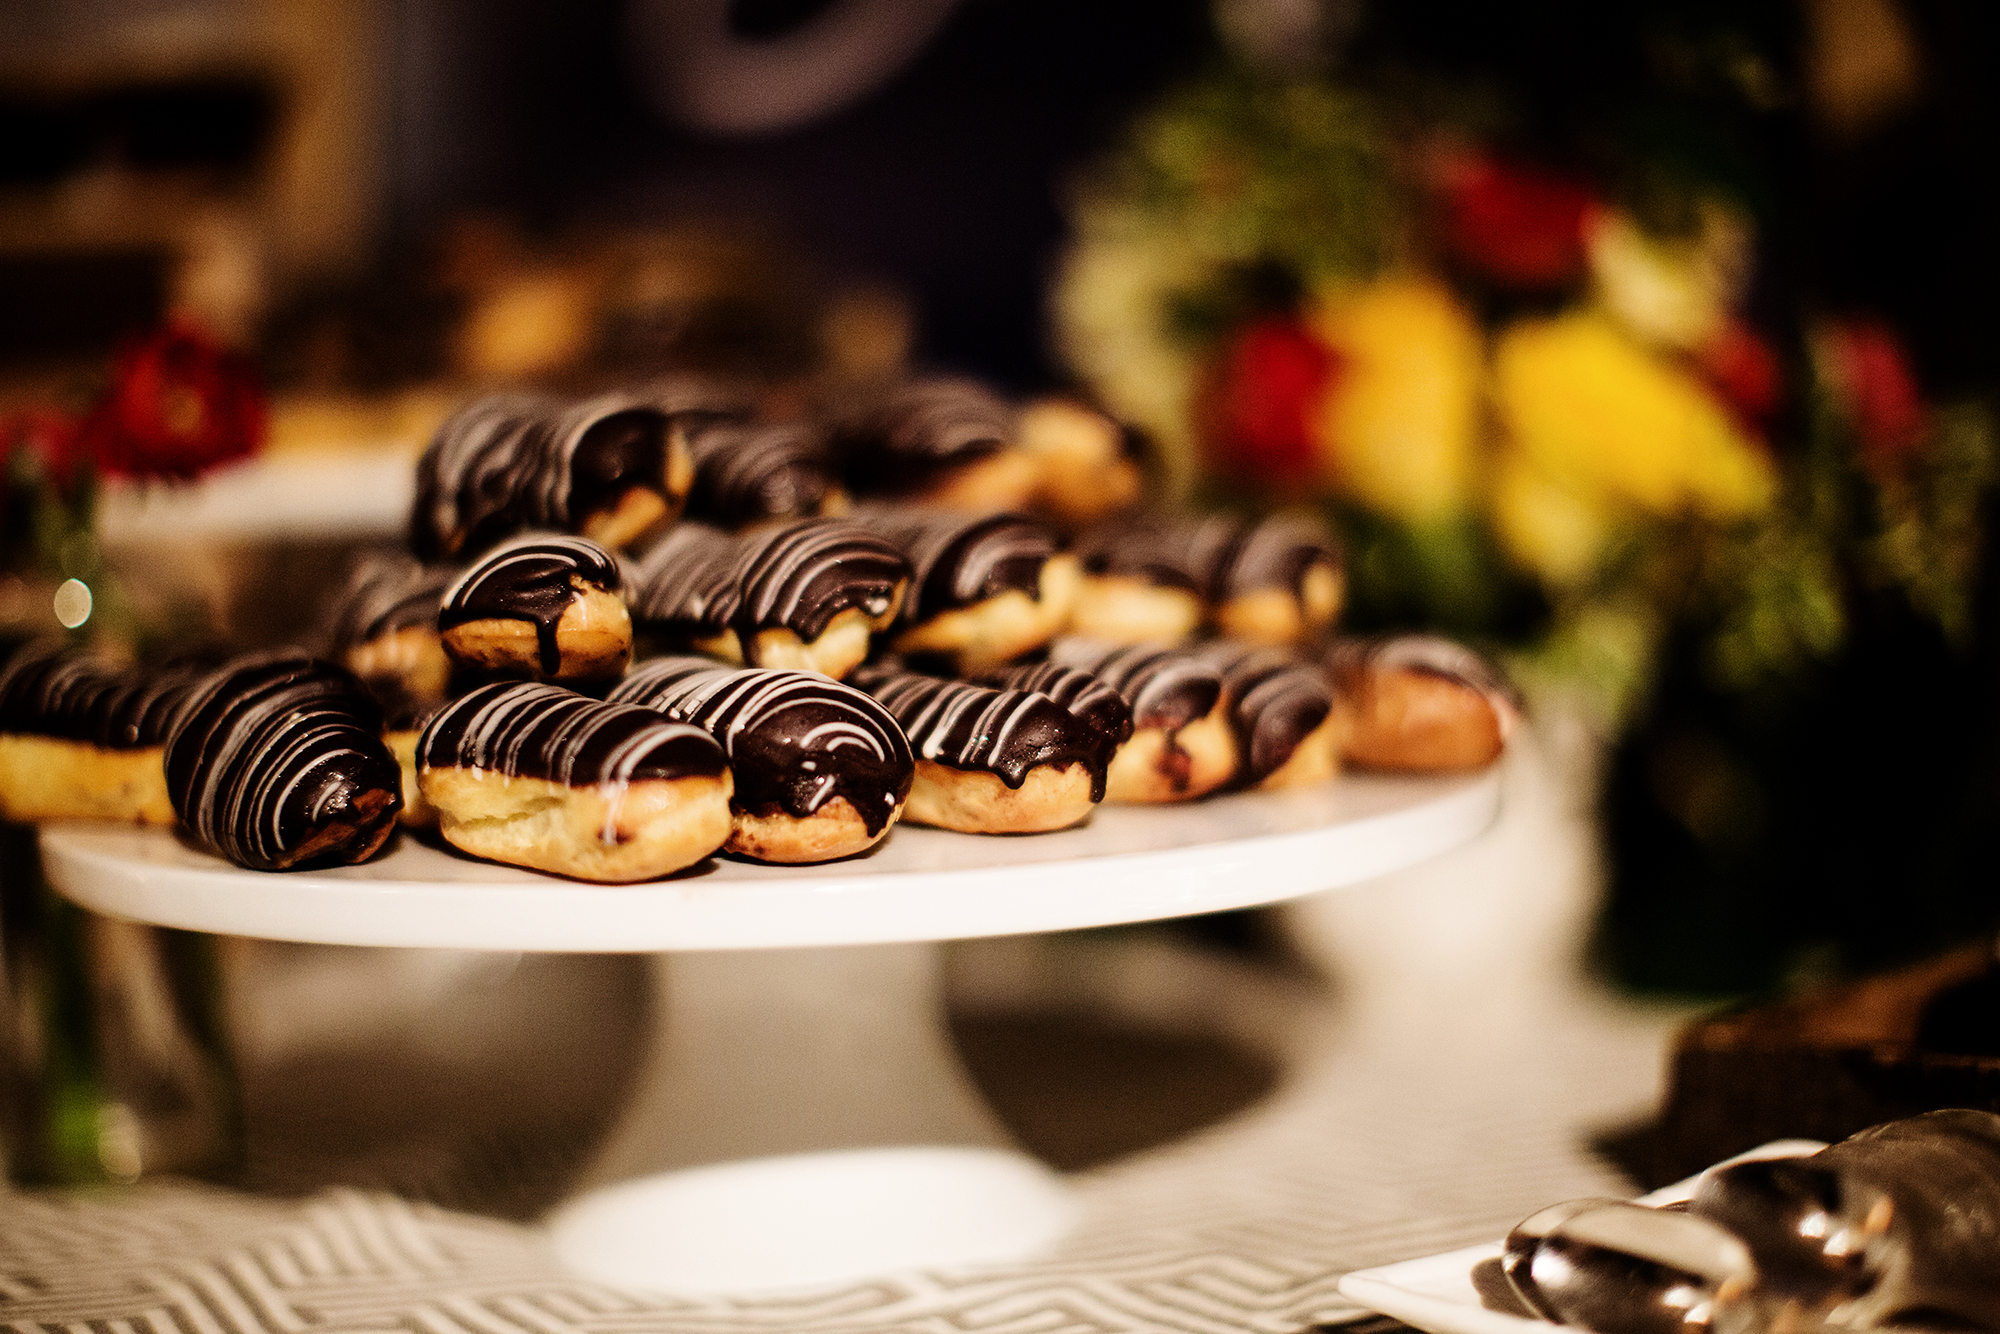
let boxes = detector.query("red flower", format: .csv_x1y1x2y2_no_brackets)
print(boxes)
3,409,88,492
1822,320,1924,471
1697,319,1783,432
1199,318,1340,489
1438,155,1597,290
79,319,266,482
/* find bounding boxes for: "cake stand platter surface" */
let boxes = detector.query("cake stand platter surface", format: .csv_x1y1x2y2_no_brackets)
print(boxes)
41,769,1500,1296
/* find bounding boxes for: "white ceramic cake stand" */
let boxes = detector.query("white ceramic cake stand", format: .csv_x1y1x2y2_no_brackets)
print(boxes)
41,769,1499,1294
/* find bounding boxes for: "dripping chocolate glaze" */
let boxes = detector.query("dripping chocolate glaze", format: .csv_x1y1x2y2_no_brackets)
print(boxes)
685,419,839,527
609,657,912,834
730,518,910,642
831,378,1014,494
1047,637,1221,731
989,660,1132,773
850,663,1104,800
438,534,622,677
163,652,401,871
417,681,726,786
852,509,1055,623
1197,643,1332,785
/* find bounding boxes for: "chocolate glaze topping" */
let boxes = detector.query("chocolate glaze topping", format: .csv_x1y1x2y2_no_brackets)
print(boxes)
849,663,1103,798
1195,642,1333,785
416,681,726,788
1072,513,1201,591
1046,637,1222,731
685,419,839,527
1326,634,1520,725
1187,512,1341,600
609,657,912,834
409,395,544,560
729,518,910,643
830,378,1015,494
438,534,622,677
526,395,674,532
626,522,742,638
326,552,455,651
852,508,1056,624
163,652,401,871
988,661,1132,773
0,642,216,750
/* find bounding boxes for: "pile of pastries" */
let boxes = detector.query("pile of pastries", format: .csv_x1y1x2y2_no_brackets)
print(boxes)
0,377,1516,882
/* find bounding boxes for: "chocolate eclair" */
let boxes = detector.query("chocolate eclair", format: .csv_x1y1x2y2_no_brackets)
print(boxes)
985,660,1133,775
0,642,212,824
1016,397,1145,529
1047,637,1237,803
417,681,731,882
849,663,1104,833
827,377,1040,511
325,551,456,706
1069,513,1207,645
624,521,744,662
1194,642,1342,790
438,533,632,682
164,652,403,871
609,657,912,863
853,508,1079,673
410,394,690,560
728,517,910,679
684,418,846,528
1326,634,1516,772
1186,512,1345,646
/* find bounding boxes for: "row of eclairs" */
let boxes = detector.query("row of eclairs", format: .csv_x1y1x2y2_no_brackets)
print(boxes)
0,377,1517,882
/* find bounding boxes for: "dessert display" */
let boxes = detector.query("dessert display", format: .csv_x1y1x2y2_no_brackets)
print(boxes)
727,517,911,678
607,656,912,863
325,552,456,706
683,418,847,527
1046,638,1237,803
853,508,1079,673
1069,513,1208,645
826,377,1040,511
848,663,1106,833
1194,642,1342,791
415,681,732,882
0,643,210,825
625,521,745,662
1328,634,1517,773
1014,397,1145,529
163,652,404,871
1496,1109,2000,1334
437,533,632,682
985,659,1134,775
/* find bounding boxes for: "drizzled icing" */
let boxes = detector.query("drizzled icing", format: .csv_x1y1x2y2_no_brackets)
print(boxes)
685,419,840,527
416,681,726,791
1195,642,1333,785
410,394,674,559
850,509,1056,623
0,642,215,750
608,657,912,834
1073,513,1202,591
1076,511,1340,599
1046,637,1222,731
729,518,910,642
438,533,623,677
163,652,402,870
830,378,1015,494
849,663,1103,798
326,552,455,651
625,522,742,636
1325,634,1519,732
988,660,1132,772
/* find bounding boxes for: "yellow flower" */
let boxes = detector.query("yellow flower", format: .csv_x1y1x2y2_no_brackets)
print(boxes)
1306,276,1481,521
1496,309,1772,504
1584,202,1750,352
1490,449,1618,587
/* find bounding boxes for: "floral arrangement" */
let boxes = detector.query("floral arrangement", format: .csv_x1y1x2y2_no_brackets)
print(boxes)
1054,71,1995,735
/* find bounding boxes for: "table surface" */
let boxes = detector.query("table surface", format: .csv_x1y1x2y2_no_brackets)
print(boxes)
40,769,1500,951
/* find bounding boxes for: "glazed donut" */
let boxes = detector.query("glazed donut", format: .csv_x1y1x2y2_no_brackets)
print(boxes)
1015,397,1144,529
848,663,1103,833
163,652,403,870
985,659,1132,775
410,393,691,560
608,656,912,863
1186,512,1345,646
438,533,632,682
853,508,1079,673
1327,634,1516,772
728,517,909,678
1046,637,1237,803
684,418,847,527
625,521,744,663
416,681,732,882
1069,513,1206,645
0,643,210,824
325,551,456,706
827,377,1040,511
1194,642,1342,790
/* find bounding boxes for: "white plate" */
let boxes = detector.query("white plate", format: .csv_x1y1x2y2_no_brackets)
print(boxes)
41,768,1499,951
1334,1139,1827,1334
